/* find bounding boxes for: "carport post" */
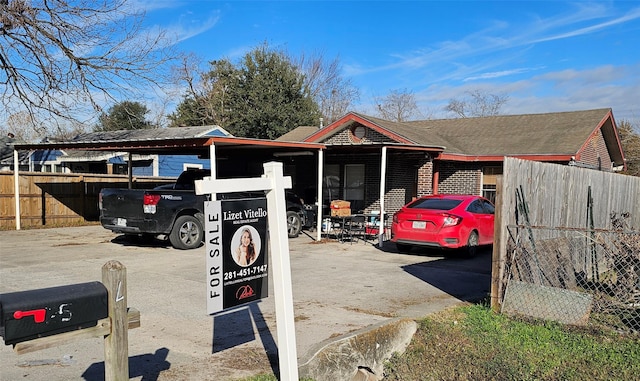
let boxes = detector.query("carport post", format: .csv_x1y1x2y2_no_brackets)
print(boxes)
315,148,324,242
209,144,217,200
378,146,387,247
127,152,133,189
13,149,21,230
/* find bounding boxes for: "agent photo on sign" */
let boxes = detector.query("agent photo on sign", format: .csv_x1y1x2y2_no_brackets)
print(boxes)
232,225,261,267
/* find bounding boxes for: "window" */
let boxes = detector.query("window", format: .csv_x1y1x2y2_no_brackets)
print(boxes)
323,164,340,204
482,200,495,214
482,166,502,204
183,163,203,171
410,198,462,210
344,164,365,212
467,200,485,214
482,184,496,204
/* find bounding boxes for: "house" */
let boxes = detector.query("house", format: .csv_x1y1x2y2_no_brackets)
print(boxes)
278,108,626,215
8,108,626,231
2,126,228,177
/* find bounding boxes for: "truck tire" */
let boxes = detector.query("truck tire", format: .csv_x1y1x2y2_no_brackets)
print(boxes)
169,215,204,250
287,211,302,238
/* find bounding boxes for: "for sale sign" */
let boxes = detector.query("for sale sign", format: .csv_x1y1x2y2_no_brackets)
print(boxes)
205,198,269,314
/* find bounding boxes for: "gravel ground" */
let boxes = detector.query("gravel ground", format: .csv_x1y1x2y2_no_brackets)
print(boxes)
0,226,491,380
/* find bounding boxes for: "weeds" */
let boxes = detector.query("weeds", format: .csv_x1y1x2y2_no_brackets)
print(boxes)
384,304,640,381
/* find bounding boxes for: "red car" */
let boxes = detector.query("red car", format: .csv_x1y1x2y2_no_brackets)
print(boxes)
391,194,495,256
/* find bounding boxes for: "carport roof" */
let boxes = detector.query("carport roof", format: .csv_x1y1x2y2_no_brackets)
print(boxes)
13,126,325,155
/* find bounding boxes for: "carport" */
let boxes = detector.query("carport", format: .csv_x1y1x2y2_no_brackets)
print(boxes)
10,127,327,238
11,127,441,246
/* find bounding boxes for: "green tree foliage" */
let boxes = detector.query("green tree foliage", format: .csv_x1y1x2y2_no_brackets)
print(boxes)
96,101,154,131
618,119,640,177
169,45,320,139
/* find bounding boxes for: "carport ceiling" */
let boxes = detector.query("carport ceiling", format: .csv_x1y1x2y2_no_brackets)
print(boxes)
14,127,325,157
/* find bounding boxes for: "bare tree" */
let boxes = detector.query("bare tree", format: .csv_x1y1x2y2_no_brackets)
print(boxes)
445,89,509,118
1,0,176,137
296,51,359,124
374,88,420,122
618,119,640,177
168,54,237,127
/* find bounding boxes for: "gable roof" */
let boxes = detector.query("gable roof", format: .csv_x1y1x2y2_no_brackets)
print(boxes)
276,126,319,142
297,108,624,167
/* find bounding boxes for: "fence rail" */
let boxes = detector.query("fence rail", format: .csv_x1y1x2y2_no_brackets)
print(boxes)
0,172,173,229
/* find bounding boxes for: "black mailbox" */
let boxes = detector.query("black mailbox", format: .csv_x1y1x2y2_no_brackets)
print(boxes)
0,281,108,345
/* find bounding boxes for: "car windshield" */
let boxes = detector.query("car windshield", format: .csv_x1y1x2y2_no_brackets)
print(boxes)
408,198,463,210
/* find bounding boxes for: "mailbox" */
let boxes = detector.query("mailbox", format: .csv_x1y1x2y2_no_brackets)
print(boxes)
0,281,108,345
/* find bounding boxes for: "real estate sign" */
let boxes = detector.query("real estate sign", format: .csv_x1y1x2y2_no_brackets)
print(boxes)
204,198,269,314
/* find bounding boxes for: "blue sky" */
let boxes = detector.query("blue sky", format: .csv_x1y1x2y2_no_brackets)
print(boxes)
143,1,640,124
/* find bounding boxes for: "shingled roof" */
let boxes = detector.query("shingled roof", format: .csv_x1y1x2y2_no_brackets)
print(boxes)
276,126,319,142
292,108,624,166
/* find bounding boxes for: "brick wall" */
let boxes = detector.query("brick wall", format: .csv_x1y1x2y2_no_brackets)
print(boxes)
437,162,482,195
324,124,395,145
417,160,433,197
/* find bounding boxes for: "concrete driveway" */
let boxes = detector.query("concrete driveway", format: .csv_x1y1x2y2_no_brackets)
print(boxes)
0,226,491,380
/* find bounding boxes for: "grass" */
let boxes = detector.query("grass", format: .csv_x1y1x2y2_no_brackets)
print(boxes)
237,304,639,381
384,304,640,381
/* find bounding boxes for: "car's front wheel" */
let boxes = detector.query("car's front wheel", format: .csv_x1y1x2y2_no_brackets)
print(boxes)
169,215,204,250
287,211,302,238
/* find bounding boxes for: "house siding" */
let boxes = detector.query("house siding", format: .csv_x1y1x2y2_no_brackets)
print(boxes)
578,129,613,170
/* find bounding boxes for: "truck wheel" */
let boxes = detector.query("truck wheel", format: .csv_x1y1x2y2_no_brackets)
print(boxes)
169,215,204,250
287,211,302,238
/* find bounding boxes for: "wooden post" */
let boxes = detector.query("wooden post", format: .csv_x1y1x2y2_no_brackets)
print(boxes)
102,260,129,381
490,175,503,312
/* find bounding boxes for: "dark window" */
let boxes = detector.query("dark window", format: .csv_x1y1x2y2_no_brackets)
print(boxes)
482,200,495,214
409,198,463,210
467,200,484,214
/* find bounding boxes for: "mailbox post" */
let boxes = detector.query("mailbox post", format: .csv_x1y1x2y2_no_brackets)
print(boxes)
103,260,129,381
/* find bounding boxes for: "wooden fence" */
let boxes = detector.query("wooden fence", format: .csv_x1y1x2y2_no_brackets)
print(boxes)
491,157,640,309
0,172,173,230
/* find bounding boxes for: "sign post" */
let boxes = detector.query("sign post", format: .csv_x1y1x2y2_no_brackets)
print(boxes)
196,161,299,380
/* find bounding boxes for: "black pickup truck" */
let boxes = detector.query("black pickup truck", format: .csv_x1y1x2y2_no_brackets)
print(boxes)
98,169,310,249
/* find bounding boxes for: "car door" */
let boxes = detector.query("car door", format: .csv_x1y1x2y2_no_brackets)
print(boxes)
478,200,495,244
467,199,494,244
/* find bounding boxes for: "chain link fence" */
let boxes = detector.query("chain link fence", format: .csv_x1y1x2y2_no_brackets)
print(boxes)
501,213,640,333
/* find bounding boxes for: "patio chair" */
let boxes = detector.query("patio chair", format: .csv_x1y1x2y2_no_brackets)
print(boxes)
342,214,367,244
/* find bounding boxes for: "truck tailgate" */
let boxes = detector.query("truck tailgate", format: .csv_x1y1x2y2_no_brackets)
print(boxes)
100,188,145,219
